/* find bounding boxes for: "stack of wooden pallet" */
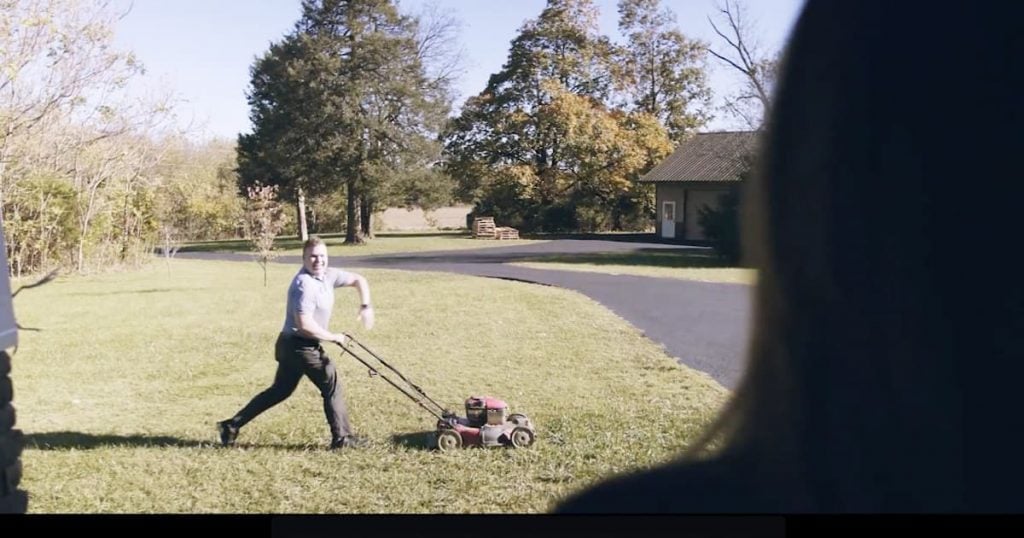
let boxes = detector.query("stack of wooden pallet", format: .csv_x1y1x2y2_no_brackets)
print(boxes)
495,227,519,240
473,217,496,238
473,216,519,240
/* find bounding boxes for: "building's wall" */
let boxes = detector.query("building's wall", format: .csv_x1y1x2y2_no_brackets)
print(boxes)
654,184,686,238
655,183,732,240
685,189,728,240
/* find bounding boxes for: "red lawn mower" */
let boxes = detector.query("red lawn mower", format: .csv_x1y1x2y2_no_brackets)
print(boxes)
336,335,536,452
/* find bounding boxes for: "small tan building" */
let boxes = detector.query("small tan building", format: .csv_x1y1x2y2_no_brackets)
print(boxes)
640,131,758,241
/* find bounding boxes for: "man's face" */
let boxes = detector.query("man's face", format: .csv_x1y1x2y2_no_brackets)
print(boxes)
303,244,328,277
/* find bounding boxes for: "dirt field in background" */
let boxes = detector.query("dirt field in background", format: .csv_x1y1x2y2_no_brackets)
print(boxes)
375,205,472,230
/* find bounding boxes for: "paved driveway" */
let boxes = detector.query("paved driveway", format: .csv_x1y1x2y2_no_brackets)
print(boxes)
178,238,752,389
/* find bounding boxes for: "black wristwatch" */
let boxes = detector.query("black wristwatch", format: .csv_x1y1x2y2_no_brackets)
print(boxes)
361,304,371,308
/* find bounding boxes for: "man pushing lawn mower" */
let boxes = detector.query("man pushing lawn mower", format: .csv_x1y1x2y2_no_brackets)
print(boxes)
216,235,536,452
217,236,374,450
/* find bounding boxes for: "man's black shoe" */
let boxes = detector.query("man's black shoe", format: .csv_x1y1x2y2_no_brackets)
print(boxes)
330,435,369,450
217,420,239,447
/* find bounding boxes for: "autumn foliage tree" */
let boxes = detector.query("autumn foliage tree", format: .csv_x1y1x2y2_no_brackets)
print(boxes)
444,0,702,233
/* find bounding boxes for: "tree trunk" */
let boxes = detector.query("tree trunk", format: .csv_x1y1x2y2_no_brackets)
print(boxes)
77,236,85,273
359,195,374,239
345,178,363,244
120,188,132,261
296,188,308,242
0,137,10,233
77,199,94,273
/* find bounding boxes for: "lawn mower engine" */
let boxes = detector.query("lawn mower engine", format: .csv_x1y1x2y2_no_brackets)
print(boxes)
434,396,535,451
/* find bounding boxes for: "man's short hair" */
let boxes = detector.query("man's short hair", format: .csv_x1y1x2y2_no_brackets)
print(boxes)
303,236,325,254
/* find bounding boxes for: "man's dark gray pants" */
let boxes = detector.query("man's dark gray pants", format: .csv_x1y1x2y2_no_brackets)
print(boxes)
227,334,352,443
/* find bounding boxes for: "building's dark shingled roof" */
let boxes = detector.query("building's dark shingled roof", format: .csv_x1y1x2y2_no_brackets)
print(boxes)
640,131,759,183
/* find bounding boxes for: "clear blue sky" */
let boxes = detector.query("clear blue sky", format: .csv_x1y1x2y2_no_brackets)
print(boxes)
111,0,806,142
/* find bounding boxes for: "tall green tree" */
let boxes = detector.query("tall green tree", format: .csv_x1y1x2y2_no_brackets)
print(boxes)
237,0,453,244
235,34,316,241
445,1,607,221
444,0,671,232
617,0,712,142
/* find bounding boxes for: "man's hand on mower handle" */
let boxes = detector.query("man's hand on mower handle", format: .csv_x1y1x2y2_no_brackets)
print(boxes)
330,333,349,347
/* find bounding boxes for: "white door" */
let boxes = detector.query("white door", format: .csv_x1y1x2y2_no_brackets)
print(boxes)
661,201,676,239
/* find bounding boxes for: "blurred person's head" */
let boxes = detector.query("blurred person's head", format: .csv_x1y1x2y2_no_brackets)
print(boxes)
689,1,1023,511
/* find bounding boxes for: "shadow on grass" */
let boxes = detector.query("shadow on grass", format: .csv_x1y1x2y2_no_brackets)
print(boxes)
25,431,208,450
517,248,737,269
178,231,473,254
176,239,255,253
390,430,437,451
24,431,317,451
520,232,708,245
372,231,471,239
67,288,198,297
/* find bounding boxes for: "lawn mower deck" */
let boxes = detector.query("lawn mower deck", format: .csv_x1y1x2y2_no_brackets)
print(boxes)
435,396,535,451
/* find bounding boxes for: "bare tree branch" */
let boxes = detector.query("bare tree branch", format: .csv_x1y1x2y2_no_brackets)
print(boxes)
706,0,778,128
706,46,750,77
707,16,742,53
411,0,466,96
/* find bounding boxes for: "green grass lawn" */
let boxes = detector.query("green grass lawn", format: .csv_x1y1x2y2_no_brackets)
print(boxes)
11,258,729,513
510,249,757,285
183,231,545,257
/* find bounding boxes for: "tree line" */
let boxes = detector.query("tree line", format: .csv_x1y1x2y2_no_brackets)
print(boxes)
1,0,777,276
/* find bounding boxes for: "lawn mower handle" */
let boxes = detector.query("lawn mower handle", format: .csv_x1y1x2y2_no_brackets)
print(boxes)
333,335,452,422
